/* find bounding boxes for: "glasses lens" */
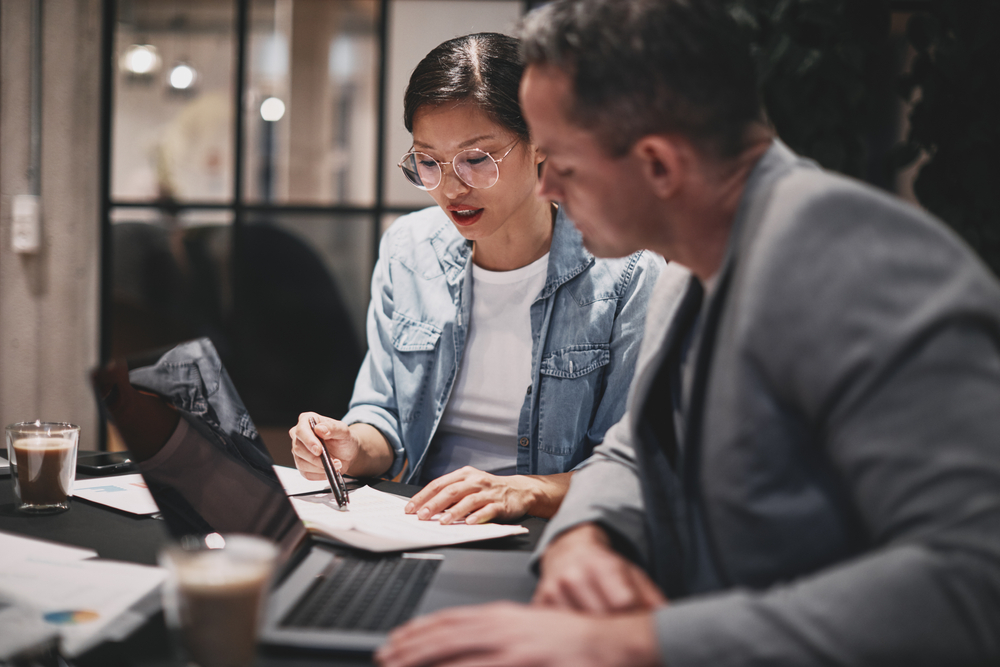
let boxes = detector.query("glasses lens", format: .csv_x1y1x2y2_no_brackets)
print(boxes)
454,150,499,189
400,152,440,190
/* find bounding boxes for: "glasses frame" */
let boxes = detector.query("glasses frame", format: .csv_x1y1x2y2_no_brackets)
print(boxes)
397,139,520,191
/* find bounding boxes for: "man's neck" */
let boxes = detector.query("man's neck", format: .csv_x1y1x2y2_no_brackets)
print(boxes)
666,131,774,282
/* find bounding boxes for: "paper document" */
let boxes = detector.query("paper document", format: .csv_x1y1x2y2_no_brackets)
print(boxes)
273,464,334,495
74,467,336,515
0,555,165,657
290,485,529,552
73,474,160,515
0,531,98,562
0,598,58,661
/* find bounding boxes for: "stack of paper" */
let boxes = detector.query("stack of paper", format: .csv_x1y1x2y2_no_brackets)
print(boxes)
0,532,166,658
290,485,529,552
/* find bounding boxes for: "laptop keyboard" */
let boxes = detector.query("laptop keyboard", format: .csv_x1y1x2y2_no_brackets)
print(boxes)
281,553,442,632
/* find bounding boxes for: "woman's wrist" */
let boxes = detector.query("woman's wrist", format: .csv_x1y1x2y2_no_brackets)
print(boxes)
519,472,572,519
346,422,395,477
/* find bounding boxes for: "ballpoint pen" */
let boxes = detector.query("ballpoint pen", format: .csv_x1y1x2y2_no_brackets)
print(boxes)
309,417,349,509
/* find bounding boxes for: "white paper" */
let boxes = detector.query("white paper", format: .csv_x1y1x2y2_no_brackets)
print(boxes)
0,597,58,661
73,467,339,516
272,465,333,496
73,474,160,515
289,485,528,552
0,531,98,563
0,556,166,657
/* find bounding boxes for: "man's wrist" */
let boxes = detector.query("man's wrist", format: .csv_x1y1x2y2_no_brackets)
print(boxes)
601,612,661,667
543,522,611,567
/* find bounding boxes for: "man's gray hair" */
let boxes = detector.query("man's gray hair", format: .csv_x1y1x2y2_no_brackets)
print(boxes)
518,0,763,158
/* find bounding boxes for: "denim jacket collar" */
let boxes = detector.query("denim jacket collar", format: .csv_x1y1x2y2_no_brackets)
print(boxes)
427,206,594,294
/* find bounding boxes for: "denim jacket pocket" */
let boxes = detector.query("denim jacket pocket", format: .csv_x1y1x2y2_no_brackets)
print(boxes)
536,344,611,457
391,312,442,352
539,344,610,379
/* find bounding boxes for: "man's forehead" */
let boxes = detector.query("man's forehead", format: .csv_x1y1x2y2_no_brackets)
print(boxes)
522,64,588,155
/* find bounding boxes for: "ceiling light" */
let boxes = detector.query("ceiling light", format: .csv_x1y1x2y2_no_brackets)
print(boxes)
121,44,160,75
168,63,196,90
260,97,285,122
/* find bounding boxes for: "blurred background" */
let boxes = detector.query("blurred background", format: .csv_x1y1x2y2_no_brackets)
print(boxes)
1,0,997,464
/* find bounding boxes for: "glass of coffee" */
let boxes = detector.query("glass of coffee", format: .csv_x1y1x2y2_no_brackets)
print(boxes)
6,421,80,514
159,534,278,667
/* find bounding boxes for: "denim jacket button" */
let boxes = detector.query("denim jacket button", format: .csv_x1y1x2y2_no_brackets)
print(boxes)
519,437,529,447
526,384,532,395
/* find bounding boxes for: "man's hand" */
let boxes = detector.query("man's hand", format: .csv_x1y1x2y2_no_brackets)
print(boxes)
404,468,571,524
374,602,660,667
534,523,667,613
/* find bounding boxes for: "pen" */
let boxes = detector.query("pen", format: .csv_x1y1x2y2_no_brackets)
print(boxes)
309,417,349,509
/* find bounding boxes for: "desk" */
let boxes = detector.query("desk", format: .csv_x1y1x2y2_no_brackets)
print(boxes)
0,473,546,667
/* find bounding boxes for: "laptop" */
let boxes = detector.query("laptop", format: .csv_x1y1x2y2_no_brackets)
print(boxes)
91,339,537,653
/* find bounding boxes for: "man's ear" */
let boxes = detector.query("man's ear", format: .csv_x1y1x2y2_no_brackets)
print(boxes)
530,143,547,166
633,135,684,199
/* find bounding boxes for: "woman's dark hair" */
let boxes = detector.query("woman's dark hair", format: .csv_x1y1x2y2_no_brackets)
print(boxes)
403,33,529,143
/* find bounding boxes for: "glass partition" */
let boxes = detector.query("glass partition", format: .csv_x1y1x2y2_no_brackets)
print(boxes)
112,0,236,203
245,0,379,206
105,0,531,440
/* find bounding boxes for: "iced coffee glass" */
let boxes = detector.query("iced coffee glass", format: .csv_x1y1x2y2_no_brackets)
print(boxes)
6,421,80,514
159,534,278,667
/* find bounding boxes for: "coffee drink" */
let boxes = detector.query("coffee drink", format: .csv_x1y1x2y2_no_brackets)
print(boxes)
13,437,75,506
178,564,270,667
160,535,277,667
6,422,79,514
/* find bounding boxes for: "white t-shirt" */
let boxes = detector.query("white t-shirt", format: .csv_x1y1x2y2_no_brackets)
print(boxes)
420,252,550,483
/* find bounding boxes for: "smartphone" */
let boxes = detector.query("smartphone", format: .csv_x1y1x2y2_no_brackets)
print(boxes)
76,451,137,475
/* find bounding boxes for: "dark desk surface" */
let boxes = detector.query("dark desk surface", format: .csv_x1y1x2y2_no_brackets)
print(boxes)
0,472,545,667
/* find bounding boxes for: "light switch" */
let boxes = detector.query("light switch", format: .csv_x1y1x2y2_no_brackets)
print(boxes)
12,194,41,254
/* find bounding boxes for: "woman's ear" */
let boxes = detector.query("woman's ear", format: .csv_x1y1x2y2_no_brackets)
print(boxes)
633,135,684,200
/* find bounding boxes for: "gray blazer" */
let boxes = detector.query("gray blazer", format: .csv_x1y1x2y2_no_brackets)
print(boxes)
537,141,1000,665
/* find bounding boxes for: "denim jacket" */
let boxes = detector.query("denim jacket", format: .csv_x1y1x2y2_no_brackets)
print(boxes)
128,337,274,477
343,206,664,483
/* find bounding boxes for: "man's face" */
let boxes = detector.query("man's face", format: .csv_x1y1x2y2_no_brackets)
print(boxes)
520,64,660,259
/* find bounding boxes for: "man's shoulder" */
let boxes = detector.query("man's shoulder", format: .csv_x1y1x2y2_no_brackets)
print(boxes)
748,163,979,278
732,160,1000,350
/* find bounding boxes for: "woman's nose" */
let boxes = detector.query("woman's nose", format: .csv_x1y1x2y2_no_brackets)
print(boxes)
440,164,471,198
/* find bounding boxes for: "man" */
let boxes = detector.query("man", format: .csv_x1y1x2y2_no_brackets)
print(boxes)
376,1,1000,665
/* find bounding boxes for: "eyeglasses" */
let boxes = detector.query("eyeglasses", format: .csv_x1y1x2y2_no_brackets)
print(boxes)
397,140,519,191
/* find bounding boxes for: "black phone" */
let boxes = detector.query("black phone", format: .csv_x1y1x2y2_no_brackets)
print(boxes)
76,451,137,475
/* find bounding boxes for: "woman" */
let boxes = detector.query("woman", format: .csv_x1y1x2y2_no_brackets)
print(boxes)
290,32,662,525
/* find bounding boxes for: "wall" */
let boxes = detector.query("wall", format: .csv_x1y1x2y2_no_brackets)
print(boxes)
0,0,103,449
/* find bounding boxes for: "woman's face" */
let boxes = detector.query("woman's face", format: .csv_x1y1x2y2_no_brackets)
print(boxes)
410,103,546,245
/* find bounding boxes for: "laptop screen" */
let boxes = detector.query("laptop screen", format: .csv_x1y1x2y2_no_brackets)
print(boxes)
91,338,309,565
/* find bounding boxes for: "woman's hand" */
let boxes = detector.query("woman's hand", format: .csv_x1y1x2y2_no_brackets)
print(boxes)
289,414,394,479
289,413,357,479
404,468,571,524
